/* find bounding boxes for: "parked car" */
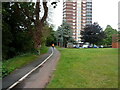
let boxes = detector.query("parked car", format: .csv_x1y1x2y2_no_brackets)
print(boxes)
88,45,92,48
93,45,99,48
76,45,80,48
99,45,104,48
73,45,76,48
82,45,89,48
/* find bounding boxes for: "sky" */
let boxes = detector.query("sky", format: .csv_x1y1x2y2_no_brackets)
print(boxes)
50,0,120,30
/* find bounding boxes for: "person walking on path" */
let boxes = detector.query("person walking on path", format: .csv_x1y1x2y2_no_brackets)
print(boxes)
52,44,54,49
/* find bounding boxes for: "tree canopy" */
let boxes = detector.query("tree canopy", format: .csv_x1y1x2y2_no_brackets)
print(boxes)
81,23,105,45
2,1,59,60
102,25,118,46
2,2,35,59
55,22,74,47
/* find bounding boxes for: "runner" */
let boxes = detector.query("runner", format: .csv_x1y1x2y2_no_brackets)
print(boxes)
52,43,54,49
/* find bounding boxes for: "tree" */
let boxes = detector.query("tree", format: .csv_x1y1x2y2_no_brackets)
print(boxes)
81,23,105,46
118,31,120,34
28,0,59,49
103,25,118,46
11,0,59,49
56,22,74,48
2,2,35,59
2,1,59,59
46,25,57,46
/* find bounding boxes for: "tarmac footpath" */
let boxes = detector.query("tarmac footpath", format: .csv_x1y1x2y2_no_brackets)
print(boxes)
2,47,53,89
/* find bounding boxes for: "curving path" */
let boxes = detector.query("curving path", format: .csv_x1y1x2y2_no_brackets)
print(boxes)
12,48,60,89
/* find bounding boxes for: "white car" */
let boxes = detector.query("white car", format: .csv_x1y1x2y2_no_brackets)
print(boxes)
82,45,89,48
73,45,76,48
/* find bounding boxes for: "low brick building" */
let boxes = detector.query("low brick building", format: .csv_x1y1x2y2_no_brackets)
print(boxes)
112,34,120,48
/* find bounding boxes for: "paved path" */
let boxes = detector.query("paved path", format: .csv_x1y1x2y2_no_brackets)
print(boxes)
3,48,52,89
2,48,60,89
13,48,60,89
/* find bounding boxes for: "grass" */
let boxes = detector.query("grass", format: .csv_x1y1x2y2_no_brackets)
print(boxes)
2,46,49,77
40,46,49,54
47,48,118,88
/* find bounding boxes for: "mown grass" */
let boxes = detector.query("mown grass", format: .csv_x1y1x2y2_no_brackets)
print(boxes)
40,46,49,54
2,46,49,77
47,48,118,88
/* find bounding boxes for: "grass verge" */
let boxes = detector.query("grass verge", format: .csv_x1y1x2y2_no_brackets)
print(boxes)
40,46,49,54
47,48,118,88
2,46,49,77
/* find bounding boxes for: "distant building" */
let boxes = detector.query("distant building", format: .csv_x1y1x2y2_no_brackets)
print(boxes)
63,0,92,44
112,34,120,48
118,1,120,31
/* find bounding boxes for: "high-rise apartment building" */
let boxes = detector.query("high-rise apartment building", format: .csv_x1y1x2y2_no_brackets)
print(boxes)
118,1,120,31
63,0,92,43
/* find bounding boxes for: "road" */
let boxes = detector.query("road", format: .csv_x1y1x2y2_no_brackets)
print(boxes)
12,48,60,89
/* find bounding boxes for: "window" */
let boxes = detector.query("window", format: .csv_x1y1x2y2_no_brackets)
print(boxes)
83,8,86,10
73,0,76,2
73,13,75,16
83,14,86,16
82,4,86,7
87,8,92,10
79,23,81,26
83,20,86,23
86,12,92,15
82,17,86,19
87,2,92,4
73,23,76,25
86,15,92,17
73,33,76,35
82,24,86,26
73,20,76,22
83,1,86,3
73,4,76,6
73,17,76,19
78,27,81,29
86,18,92,20
73,27,75,29
73,10,76,12
87,5,92,7
83,11,86,13
73,7,76,9
63,15,66,17
78,20,81,23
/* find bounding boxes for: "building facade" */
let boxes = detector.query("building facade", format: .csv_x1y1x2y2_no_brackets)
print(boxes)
63,0,92,43
118,1,120,31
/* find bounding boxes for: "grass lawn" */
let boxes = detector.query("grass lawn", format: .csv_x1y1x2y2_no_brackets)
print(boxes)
2,46,49,77
47,48,118,88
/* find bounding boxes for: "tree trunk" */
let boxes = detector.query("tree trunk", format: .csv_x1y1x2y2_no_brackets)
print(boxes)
33,22,43,49
93,43,94,48
33,1,48,50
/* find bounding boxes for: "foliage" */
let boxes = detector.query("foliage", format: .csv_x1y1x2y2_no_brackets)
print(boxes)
39,45,49,54
2,45,49,78
2,1,60,60
48,48,118,88
102,25,118,46
2,53,38,77
118,31,120,34
55,22,74,47
2,2,35,60
43,24,57,46
81,23,105,45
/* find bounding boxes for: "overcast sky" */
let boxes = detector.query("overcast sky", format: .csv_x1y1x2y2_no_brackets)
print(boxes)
50,0,120,30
